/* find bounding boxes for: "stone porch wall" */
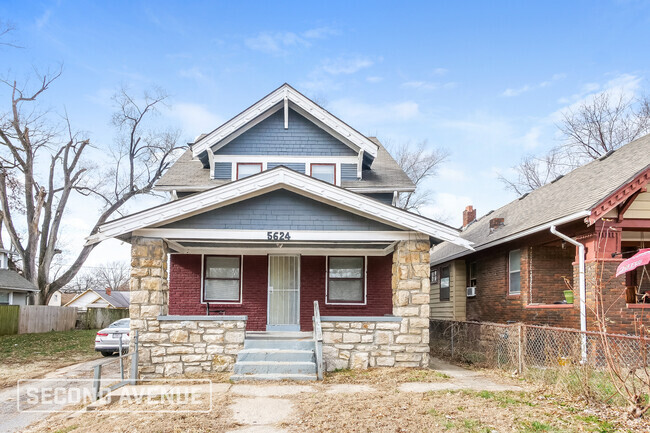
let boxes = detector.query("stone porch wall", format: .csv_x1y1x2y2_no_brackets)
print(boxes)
322,238,431,369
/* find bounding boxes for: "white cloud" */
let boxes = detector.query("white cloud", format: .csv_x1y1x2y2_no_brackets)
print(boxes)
179,67,209,82
438,166,467,183
366,76,383,83
35,9,52,29
502,73,565,97
433,68,448,76
401,81,456,91
321,56,374,75
329,98,420,125
521,126,542,150
244,31,308,55
167,102,223,135
244,27,339,55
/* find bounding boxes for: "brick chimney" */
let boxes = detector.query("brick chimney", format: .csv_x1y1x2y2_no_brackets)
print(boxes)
489,217,505,233
462,205,477,228
106,287,111,296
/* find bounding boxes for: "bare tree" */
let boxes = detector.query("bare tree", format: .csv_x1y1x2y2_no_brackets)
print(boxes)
500,91,650,195
0,72,183,304
95,261,130,291
391,140,449,212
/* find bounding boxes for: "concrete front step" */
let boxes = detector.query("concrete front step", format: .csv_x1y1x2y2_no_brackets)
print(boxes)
237,348,315,363
243,339,315,350
230,373,317,382
234,361,317,375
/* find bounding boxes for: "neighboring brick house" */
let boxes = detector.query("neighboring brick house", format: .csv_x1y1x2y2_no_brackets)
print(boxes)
430,134,650,335
86,84,471,379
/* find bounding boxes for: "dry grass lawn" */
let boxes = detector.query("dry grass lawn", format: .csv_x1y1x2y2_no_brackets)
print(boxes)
0,329,101,388
22,368,650,433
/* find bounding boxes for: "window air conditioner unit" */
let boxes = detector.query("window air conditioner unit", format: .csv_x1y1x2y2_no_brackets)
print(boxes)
466,286,476,297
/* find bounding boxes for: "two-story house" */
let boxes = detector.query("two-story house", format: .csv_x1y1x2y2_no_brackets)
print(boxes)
86,84,471,380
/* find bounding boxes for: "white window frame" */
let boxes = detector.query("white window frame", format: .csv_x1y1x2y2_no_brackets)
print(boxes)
236,163,263,180
310,163,337,185
508,249,521,295
439,265,450,302
201,254,244,305
325,255,367,305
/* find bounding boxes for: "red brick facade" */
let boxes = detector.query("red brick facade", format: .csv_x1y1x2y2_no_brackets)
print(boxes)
462,243,580,329
169,254,393,332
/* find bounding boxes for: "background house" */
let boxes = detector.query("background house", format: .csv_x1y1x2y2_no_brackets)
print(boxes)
64,288,130,311
0,249,38,306
430,134,650,335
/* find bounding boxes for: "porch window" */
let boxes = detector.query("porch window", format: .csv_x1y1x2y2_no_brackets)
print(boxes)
237,163,262,179
440,266,450,301
509,250,521,295
327,256,365,303
310,164,336,184
203,256,241,302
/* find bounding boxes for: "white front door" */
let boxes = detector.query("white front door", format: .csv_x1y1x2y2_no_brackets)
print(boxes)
267,255,300,331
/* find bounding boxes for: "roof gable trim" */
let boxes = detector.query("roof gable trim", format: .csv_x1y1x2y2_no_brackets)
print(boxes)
87,167,471,249
191,84,379,160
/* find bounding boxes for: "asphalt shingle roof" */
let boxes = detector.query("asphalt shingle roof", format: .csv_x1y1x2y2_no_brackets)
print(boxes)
94,289,130,308
0,269,38,292
430,133,650,265
156,138,415,191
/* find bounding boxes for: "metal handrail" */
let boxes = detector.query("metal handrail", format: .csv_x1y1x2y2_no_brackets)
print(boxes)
312,301,323,380
93,329,139,400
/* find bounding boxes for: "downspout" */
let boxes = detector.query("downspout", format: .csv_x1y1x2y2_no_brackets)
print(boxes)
550,225,587,363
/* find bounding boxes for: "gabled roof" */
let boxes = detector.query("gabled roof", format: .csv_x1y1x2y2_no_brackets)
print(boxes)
155,137,415,192
88,166,471,249
191,83,379,161
431,133,650,265
94,290,130,308
0,269,38,292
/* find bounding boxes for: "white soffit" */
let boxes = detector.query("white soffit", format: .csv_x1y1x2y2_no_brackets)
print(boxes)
190,84,379,160
85,167,472,250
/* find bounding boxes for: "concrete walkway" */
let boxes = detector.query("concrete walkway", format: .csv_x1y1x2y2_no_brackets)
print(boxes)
90,359,522,433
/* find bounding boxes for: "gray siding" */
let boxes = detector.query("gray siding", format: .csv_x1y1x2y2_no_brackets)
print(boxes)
267,162,306,173
341,163,358,180
213,162,232,179
362,193,394,205
161,190,400,231
216,109,356,156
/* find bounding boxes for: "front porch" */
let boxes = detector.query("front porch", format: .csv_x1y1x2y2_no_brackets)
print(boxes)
129,236,432,378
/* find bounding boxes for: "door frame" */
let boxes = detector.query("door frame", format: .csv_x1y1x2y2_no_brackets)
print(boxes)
266,254,301,331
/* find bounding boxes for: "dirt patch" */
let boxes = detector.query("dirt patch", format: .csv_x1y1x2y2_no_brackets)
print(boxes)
323,367,449,385
289,388,649,432
23,393,238,433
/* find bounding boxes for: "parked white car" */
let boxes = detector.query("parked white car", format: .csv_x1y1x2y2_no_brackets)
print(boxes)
95,318,130,356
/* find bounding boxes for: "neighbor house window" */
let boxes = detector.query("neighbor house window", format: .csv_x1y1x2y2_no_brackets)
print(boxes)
440,266,450,301
431,268,439,284
469,262,477,287
327,256,364,303
237,163,262,179
509,250,521,295
0,291,9,305
204,256,241,302
310,164,336,184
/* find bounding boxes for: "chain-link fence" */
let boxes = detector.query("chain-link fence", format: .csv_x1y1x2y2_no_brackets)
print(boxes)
430,320,650,404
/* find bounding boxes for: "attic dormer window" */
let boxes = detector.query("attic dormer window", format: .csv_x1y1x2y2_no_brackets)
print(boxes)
237,163,262,180
310,163,336,184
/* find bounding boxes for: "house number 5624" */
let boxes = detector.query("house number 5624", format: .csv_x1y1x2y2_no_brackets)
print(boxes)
267,231,291,240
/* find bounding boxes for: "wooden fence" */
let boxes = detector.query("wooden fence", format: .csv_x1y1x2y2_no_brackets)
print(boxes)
0,305,77,335
0,305,19,335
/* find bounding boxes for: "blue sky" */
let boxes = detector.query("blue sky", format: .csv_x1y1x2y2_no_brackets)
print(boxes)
2,0,650,267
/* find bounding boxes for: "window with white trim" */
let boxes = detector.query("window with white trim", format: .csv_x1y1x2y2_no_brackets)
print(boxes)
440,266,450,301
509,250,521,295
310,163,336,184
204,256,241,302
237,163,262,179
327,256,364,303
0,291,9,305
431,268,439,284
469,262,477,287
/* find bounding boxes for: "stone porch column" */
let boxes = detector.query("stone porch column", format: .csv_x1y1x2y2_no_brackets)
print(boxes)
129,237,169,376
391,235,431,367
